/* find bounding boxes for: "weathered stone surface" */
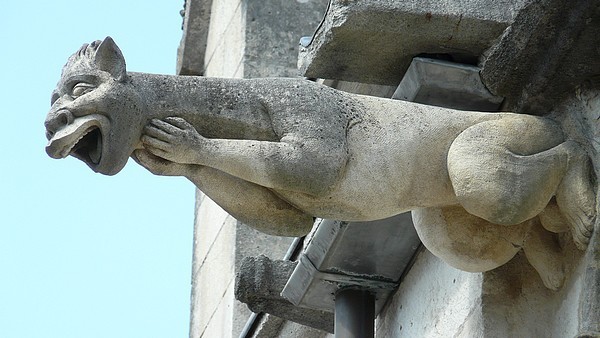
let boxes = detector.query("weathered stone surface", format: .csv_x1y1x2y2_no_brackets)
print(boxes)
45,37,595,290
481,0,600,115
481,248,586,337
172,0,600,336
377,250,485,337
200,0,327,79
189,214,236,338
243,0,328,78
177,0,212,75
235,256,334,333
378,245,587,337
187,1,329,336
319,79,397,97
559,88,600,337
299,0,528,85
233,221,296,336
203,0,246,78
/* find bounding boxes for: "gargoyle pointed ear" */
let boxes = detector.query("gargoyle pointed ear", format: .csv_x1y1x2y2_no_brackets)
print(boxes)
94,36,126,81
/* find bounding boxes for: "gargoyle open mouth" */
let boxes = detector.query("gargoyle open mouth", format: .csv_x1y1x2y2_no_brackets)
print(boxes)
46,114,105,167
71,127,102,165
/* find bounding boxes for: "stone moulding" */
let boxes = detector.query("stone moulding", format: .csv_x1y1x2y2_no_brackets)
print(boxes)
299,0,528,85
235,255,335,333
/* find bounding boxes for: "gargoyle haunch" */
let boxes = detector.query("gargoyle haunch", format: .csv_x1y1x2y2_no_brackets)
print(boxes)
45,37,596,289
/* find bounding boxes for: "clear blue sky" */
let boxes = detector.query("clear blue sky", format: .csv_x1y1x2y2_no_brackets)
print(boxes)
0,2,194,337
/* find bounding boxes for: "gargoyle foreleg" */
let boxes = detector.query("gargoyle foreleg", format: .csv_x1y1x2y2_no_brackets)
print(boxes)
186,166,315,236
133,149,314,236
142,117,347,196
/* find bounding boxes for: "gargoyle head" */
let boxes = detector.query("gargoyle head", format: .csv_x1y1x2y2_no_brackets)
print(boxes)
45,37,143,175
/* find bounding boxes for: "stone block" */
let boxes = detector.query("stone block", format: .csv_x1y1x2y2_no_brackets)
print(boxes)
234,222,294,265
243,0,328,78
194,197,231,265
480,0,600,114
200,282,235,338
480,247,584,337
376,250,484,337
236,256,334,333
377,243,588,337
276,320,334,338
177,0,212,75
190,215,236,336
299,0,528,85
232,223,298,335
204,0,244,77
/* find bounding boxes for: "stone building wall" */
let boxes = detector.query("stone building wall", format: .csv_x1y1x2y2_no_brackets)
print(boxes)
180,0,600,337
377,247,586,337
185,1,329,337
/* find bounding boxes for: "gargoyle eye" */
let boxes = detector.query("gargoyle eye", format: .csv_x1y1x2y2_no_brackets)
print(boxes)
72,83,95,98
51,92,59,105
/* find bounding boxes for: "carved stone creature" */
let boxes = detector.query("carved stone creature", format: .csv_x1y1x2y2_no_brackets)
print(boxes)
45,38,596,289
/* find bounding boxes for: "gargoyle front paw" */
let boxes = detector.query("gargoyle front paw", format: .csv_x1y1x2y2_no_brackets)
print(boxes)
132,149,193,177
141,117,208,164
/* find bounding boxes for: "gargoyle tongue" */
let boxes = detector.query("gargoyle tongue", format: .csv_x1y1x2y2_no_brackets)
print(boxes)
46,115,101,160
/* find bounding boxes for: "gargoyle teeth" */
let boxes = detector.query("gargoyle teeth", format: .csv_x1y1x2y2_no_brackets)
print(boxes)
46,115,101,161
60,127,95,158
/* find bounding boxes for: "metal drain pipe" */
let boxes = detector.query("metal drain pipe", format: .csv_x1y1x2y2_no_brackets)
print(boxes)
335,288,375,338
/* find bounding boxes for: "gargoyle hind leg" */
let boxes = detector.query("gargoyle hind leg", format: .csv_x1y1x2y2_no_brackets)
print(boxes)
413,206,565,290
412,206,528,273
447,116,596,246
554,150,596,249
133,150,314,237
522,217,565,290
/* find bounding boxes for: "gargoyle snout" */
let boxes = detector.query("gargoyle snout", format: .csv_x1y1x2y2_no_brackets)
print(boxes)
45,109,74,140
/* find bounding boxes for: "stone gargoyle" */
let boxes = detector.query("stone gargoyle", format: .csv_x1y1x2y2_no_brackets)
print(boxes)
45,37,596,290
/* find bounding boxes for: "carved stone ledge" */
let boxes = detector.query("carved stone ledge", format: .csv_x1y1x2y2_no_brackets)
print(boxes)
299,0,528,85
481,0,600,114
235,255,334,333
